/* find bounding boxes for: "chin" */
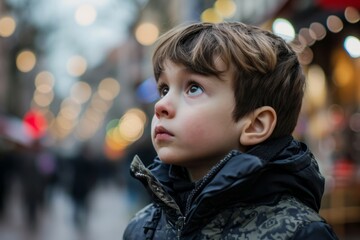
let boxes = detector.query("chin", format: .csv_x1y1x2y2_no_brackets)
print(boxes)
157,153,185,166
158,156,178,164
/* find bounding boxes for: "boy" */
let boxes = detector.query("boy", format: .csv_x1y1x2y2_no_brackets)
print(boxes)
123,22,338,239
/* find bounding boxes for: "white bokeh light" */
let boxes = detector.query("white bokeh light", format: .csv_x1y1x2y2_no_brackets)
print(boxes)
272,18,295,42
344,36,360,58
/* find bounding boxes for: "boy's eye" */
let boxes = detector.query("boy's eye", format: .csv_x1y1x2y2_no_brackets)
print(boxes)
187,84,203,96
158,84,169,97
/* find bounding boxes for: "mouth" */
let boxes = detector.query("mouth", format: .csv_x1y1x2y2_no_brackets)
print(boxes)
154,126,174,139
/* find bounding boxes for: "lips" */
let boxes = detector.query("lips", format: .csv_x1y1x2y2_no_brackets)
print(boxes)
154,126,174,140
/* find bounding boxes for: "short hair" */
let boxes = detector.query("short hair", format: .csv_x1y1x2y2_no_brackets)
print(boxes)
152,22,305,138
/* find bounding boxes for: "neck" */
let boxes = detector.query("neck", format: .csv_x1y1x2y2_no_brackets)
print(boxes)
185,154,230,182
187,166,211,182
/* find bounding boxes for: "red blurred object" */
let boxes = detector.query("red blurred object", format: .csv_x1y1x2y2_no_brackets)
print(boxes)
317,0,360,10
333,157,356,187
23,110,48,139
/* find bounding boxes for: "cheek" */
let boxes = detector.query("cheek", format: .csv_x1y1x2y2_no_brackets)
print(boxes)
151,115,156,129
180,116,212,142
180,110,238,145
151,115,157,139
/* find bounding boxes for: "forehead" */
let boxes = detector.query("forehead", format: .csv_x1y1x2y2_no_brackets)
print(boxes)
158,58,232,79
162,59,187,72
157,59,235,89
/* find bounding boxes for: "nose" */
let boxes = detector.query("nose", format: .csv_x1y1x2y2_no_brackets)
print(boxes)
154,95,175,119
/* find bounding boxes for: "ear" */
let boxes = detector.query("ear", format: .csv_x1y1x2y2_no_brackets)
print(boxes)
239,106,277,146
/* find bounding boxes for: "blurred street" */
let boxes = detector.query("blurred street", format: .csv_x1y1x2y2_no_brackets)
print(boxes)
0,181,137,240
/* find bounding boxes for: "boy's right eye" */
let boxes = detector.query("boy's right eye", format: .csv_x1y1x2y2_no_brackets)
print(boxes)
158,84,169,98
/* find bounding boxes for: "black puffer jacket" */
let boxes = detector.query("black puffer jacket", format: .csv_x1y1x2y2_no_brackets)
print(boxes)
123,136,338,239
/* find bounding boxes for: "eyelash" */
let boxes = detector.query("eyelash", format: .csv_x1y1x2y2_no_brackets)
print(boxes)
186,81,203,94
157,82,168,97
157,80,204,97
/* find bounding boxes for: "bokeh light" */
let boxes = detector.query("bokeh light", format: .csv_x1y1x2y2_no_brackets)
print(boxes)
333,52,355,87
298,28,316,46
0,16,16,37
90,94,112,113
59,98,82,120
66,55,87,77
344,36,360,58
201,8,223,23
104,108,147,158
75,4,97,26
23,109,48,139
214,0,237,18
70,81,92,104
309,22,327,41
135,22,159,46
98,77,121,101
35,71,55,93
306,64,327,108
16,50,37,72
327,15,343,33
272,18,295,42
297,47,314,65
33,90,54,107
344,6,360,24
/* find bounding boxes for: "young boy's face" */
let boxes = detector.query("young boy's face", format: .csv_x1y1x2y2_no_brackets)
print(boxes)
151,60,247,180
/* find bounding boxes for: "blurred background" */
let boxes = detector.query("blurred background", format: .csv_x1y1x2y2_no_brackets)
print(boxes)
0,0,359,239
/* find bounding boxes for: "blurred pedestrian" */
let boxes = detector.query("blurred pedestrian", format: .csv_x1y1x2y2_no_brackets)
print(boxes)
69,146,98,228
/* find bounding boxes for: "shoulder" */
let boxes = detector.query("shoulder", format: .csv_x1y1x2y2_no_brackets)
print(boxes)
254,197,337,239
123,204,157,239
210,197,338,239
261,196,323,222
227,197,324,224
254,197,325,231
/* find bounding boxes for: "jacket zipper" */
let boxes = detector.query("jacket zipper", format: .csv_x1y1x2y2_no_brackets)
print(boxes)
135,171,186,238
133,155,234,238
185,151,236,215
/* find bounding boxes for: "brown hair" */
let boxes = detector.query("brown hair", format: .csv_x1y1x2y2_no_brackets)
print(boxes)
152,22,305,138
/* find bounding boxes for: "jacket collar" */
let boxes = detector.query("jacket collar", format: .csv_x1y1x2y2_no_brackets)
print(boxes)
130,135,325,232
246,135,293,162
